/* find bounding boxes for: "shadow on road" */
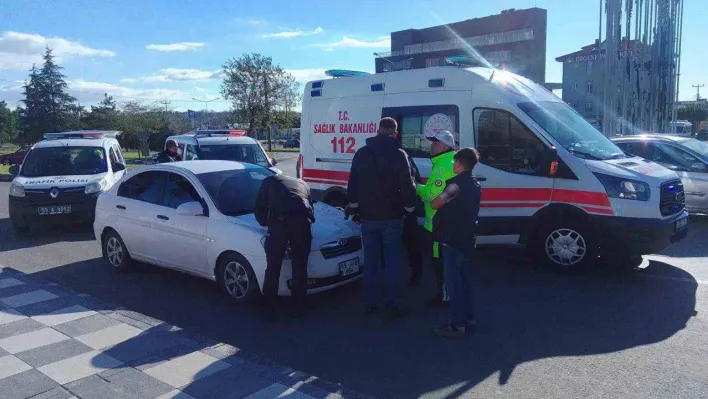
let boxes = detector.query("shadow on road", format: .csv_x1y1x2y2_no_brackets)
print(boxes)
0,217,95,252
658,215,708,258
25,248,698,399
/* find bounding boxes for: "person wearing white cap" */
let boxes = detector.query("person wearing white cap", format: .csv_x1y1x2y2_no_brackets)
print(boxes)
417,130,457,307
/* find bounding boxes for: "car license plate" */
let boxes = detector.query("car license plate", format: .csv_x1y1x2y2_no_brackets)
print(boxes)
38,205,72,215
675,216,688,232
339,258,360,277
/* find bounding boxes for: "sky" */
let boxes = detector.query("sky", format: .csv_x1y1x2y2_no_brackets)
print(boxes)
0,0,706,112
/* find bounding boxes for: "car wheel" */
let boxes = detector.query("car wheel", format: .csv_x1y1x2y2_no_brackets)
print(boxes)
11,218,29,236
103,230,132,271
218,253,260,305
534,220,598,272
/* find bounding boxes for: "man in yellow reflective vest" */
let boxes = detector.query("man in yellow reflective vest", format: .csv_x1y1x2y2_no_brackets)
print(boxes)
417,130,457,307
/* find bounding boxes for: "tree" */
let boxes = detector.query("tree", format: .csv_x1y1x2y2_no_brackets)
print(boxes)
220,53,300,136
0,101,19,145
677,105,708,135
83,93,119,130
18,48,77,143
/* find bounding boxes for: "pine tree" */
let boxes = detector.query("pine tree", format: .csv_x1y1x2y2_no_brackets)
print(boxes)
18,65,46,144
39,47,77,132
84,93,119,129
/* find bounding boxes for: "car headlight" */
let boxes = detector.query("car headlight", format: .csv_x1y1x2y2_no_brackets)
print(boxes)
594,173,650,201
9,182,25,197
85,179,107,195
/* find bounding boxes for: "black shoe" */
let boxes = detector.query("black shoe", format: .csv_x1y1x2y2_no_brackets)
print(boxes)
365,305,380,315
388,305,410,320
425,295,448,308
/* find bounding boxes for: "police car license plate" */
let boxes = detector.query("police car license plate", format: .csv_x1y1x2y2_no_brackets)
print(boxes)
339,258,360,276
38,205,72,215
675,216,688,232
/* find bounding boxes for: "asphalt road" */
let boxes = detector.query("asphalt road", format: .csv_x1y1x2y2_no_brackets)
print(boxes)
1,156,707,399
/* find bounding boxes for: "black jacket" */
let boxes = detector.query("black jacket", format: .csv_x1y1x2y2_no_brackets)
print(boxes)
254,174,315,227
347,134,417,221
156,149,181,163
432,173,482,253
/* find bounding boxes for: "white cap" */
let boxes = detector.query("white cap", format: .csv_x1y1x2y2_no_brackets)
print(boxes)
427,130,456,149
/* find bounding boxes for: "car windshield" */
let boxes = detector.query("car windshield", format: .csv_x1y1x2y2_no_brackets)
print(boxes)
20,147,107,177
518,101,626,160
198,144,269,168
196,167,274,216
680,138,708,158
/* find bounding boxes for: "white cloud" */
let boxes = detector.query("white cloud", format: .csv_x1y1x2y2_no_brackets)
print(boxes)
120,68,223,84
235,18,266,26
318,36,390,51
0,31,116,70
145,42,205,52
262,27,324,39
286,68,328,83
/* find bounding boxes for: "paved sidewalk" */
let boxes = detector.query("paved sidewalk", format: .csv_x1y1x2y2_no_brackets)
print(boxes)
0,267,372,399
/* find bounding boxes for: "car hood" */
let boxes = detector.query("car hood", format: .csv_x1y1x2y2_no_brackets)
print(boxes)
13,173,107,189
584,157,679,187
227,202,361,250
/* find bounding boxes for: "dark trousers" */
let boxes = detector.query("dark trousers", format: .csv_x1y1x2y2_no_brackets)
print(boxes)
422,229,445,295
403,215,423,283
442,245,475,326
361,218,404,308
263,218,312,310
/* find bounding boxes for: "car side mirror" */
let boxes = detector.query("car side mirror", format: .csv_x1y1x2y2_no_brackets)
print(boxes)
113,163,126,172
176,201,205,216
548,146,559,177
271,158,279,166
691,163,708,172
9,164,19,176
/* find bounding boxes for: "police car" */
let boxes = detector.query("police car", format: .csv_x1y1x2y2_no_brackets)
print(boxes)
165,130,282,174
93,160,363,304
8,131,127,235
298,66,689,271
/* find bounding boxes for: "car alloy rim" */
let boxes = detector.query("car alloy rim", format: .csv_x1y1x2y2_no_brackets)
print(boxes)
106,237,124,267
545,228,586,266
224,261,249,299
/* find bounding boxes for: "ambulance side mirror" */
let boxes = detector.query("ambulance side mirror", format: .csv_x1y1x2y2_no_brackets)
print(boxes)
548,146,559,177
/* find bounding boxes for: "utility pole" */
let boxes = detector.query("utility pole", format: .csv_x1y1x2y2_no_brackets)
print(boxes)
693,84,705,101
159,100,171,113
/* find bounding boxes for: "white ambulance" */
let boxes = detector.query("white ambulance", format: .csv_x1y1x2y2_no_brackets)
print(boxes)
8,131,127,235
297,67,689,270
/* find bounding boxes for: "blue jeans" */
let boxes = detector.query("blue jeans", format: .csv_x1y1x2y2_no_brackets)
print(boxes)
361,218,405,308
442,245,475,327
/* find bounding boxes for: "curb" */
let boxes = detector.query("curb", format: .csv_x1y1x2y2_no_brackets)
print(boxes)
0,266,375,399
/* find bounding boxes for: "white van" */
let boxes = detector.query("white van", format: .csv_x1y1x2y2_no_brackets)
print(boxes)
297,67,689,270
8,131,127,235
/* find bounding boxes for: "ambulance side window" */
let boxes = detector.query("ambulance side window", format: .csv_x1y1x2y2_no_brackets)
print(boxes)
473,108,548,176
382,105,459,158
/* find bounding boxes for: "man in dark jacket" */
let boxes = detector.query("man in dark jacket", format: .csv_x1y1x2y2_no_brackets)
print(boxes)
255,174,315,321
430,147,482,338
404,156,424,286
347,117,417,319
156,140,182,163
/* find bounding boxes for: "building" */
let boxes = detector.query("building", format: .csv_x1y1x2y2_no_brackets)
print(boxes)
374,8,548,84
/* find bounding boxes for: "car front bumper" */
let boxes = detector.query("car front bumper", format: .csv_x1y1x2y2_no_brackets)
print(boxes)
9,191,100,227
277,249,365,296
594,210,689,257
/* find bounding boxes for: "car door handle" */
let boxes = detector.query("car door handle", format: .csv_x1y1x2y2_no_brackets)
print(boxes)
476,176,488,182
116,205,126,210
156,215,169,221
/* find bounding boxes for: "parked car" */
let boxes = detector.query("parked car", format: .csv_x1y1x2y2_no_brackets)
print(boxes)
93,160,363,304
283,139,300,149
0,145,31,165
613,135,708,214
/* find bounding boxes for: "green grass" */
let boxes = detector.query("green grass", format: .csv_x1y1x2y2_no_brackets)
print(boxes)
0,164,10,175
0,144,20,156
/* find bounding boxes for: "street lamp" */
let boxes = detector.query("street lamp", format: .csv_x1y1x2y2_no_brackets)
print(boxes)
192,97,220,128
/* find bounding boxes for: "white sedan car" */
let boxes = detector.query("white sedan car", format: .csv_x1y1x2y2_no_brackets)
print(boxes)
93,160,364,304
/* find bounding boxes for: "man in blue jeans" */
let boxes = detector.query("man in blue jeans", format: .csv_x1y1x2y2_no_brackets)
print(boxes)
346,117,418,319
430,147,482,338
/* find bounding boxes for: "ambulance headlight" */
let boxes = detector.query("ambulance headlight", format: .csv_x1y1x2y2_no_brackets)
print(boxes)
85,179,107,195
594,173,650,201
9,182,25,198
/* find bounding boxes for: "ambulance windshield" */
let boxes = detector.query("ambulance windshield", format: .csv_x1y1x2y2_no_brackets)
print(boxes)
519,101,626,161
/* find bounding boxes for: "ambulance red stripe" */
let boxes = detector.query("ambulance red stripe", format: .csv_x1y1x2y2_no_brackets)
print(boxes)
480,202,547,208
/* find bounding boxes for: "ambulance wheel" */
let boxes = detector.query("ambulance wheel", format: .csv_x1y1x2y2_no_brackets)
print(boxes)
324,192,347,209
217,253,260,305
535,220,598,272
